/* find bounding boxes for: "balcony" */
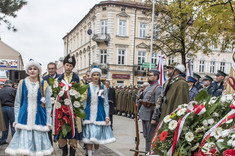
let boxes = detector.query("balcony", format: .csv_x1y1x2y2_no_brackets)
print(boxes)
92,33,110,45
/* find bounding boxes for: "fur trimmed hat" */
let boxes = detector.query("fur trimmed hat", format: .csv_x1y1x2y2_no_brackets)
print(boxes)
90,65,102,76
25,59,42,74
63,54,76,67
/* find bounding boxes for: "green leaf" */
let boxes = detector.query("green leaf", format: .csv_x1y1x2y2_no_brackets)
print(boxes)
195,89,210,104
78,84,89,94
78,109,86,119
62,124,68,137
49,77,55,86
216,142,229,152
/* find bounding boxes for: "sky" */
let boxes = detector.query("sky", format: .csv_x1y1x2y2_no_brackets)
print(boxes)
1,0,103,74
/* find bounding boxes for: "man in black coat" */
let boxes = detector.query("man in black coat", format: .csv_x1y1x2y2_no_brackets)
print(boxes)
0,80,16,145
105,80,116,130
43,62,60,84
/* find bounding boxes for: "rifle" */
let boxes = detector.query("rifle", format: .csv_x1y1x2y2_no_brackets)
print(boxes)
134,101,139,156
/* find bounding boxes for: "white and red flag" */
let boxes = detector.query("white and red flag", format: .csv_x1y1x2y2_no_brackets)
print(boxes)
157,55,166,86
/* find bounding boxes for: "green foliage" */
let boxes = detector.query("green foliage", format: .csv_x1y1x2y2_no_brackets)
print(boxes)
0,0,27,31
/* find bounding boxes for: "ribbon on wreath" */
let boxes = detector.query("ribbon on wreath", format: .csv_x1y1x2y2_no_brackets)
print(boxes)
52,80,76,138
197,103,235,154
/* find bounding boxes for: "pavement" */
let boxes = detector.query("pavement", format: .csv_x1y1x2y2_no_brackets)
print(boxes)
0,115,145,156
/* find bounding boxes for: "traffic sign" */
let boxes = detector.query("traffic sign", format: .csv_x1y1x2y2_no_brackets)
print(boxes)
142,62,156,68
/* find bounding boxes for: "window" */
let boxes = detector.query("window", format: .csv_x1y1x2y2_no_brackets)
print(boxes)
210,61,215,73
152,53,158,64
220,62,226,72
102,7,106,11
138,51,146,70
139,23,147,38
168,56,174,65
118,20,127,36
118,49,125,65
121,8,125,12
73,37,76,50
80,56,82,70
77,35,79,48
101,20,108,35
100,49,107,64
84,30,86,44
199,60,205,73
84,55,86,68
116,80,124,87
80,32,83,46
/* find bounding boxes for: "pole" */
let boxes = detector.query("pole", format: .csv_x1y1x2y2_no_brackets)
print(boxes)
149,0,155,70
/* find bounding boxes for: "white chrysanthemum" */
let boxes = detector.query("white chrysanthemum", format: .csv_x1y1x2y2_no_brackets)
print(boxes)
228,139,233,146
208,119,214,125
232,134,235,139
51,97,55,104
53,80,58,88
75,92,81,99
195,126,205,133
214,132,221,140
202,143,209,153
220,95,226,103
64,99,71,105
168,120,177,130
208,142,215,149
176,109,186,116
212,112,219,117
163,115,172,123
232,141,235,147
222,130,231,138
185,132,194,142
202,120,208,127
73,101,81,108
226,119,233,124
58,90,64,97
226,94,233,101
55,102,61,109
217,139,224,142
69,89,78,96
191,143,199,151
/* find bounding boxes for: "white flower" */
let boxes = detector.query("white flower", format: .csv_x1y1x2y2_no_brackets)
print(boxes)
163,115,172,123
55,102,61,109
232,141,235,147
53,80,58,88
232,134,235,139
214,132,221,140
227,139,233,146
51,97,55,104
58,90,64,97
185,132,194,142
208,142,215,149
222,130,231,138
226,119,233,124
69,89,78,96
168,120,177,130
208,119,214,125
183,104,188,107
202,120,208,127
226,94,233,101
176,109,186,116
64,99,71,105
40,97,46,103
217,139,224,142
191,143,199,151
202,143,209,153
220,95,226,103
195,126,205,133
74,92,81,99
212,112,219,117
209,97,217,105
73,101,81,108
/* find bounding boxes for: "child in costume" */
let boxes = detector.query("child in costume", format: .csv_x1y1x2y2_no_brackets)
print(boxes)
5,59,53,155
83,66,116,156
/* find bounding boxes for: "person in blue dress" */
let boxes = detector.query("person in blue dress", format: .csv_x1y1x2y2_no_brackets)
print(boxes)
83,66,116,156
5,59,53,155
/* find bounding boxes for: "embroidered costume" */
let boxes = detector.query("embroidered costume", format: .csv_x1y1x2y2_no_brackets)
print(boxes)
5,77,53,155
82,82,116,144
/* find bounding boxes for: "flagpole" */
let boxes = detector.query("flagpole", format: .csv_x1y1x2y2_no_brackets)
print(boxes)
149,0,155,70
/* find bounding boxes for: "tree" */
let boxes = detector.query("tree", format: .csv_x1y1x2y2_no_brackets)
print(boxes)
146,0,234,66
0,0,27,32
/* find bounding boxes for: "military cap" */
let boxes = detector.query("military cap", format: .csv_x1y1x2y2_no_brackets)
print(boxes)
63,54,76,67
215,70,227,77
166,62,179,69
187,76,196,83
193,73,201,79
203,75,213,82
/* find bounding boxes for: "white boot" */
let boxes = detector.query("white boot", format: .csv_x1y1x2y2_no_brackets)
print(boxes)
94,149,98,156
88,150,93,156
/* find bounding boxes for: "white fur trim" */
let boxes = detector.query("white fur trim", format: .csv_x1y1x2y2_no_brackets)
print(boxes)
25,60,42,74
25,77,39,129
83,120,111,125
82,137,116,145
90,68,102,76
89,83,99,123
5,147,53,156
15,123,50,132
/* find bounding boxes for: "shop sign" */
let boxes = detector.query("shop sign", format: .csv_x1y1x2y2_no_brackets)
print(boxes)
112,74,130,79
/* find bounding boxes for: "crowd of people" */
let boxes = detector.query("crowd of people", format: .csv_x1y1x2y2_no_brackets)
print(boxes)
0,55,230,156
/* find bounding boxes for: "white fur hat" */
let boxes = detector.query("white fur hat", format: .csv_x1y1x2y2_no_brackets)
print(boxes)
25,59,42,74
175,64,185,73
90,65,102,76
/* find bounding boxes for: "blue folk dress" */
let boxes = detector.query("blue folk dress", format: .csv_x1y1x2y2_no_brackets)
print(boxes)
82,83,116,144
5,77,53,156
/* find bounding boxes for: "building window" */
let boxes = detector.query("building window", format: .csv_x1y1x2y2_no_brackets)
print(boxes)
199,60,205,73
80,56,82,70
73,37,76,50
84,55,86,68
101,20,108,35
139,23,147,38
138,51,146,70
118,20,127,36
121,8,125,12
210,61,215,73
100,49,107,64
152,53,158,64
84,30,86,44
77,35,79,48
118,49,125,65
80,32,83,46
220,62,226,72
116,80,124,87
102,7,106,11
168,56,174,65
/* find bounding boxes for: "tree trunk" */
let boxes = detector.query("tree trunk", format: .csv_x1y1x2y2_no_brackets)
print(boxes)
181,52,186,67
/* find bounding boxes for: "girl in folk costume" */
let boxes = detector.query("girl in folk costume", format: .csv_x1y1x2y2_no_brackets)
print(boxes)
83,66,116,156
5,59,53,155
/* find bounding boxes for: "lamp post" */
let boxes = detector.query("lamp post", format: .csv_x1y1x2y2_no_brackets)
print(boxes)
149,0,155,70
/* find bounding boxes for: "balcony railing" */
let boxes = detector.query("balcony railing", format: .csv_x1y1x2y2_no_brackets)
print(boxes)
92,33,110,45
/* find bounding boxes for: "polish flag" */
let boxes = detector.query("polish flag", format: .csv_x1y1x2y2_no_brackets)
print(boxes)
157,55,166,86
186,61,193,80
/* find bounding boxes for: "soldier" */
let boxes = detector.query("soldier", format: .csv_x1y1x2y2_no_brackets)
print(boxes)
201,75,213,92
138,70,161,152
193,73,203,90
187,76,199,101
208,70,227,97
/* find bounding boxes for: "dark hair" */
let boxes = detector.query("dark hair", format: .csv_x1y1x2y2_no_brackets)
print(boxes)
149,70,160,80
47,62,57,69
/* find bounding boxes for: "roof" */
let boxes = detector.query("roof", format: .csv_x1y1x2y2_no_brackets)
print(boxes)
63,0,150,39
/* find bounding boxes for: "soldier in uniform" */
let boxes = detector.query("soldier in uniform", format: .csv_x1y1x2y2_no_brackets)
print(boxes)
187,76,199,101
193,73,202,90
138,70,161,152
208,70,227,97
201,75,213,92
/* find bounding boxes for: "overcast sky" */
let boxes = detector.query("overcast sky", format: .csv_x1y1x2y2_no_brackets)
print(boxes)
1,0,103,74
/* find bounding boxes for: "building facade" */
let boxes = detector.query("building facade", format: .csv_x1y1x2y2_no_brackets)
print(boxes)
63,0,233,86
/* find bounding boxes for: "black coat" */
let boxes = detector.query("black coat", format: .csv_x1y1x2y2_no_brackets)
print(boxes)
208,81,224,97
43,73,60,85
107,87,116,115
0,85,16,107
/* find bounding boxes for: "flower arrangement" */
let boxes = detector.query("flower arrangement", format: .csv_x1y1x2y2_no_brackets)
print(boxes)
151,89,235,156
49,78,88,139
